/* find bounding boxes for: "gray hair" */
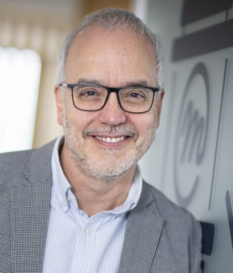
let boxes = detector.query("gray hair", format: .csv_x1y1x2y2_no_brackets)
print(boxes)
57,8,164,88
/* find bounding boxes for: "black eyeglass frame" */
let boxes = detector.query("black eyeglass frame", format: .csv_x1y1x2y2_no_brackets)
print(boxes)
59,83,160,114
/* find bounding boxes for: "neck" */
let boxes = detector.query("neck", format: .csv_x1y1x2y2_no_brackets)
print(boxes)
59,143,136,217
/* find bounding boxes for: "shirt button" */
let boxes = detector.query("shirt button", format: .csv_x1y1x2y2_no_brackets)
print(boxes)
86,227,92,234
61,201,68,211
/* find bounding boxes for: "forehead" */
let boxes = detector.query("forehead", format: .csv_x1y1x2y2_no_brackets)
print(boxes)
65,25,157,86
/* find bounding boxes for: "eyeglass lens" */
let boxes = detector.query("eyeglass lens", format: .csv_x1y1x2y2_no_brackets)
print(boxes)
72,85,155,113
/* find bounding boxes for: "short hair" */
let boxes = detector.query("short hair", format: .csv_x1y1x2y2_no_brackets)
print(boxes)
57,8,164,88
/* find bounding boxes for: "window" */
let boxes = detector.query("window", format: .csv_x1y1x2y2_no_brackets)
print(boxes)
0,47,41,153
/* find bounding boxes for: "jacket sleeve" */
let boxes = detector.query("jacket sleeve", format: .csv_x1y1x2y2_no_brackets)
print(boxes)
191,220,202,273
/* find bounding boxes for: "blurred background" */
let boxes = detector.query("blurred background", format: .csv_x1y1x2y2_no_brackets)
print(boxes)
0,0,135,151
0,0,233,271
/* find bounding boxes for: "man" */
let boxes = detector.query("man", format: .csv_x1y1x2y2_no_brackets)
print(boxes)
0,8,201,273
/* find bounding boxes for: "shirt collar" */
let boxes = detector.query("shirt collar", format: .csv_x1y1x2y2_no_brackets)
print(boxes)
51,135,143,215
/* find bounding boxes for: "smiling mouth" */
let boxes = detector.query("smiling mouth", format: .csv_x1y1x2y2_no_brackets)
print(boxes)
94,136,127,143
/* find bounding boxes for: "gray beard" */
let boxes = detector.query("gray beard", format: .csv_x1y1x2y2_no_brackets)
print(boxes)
62,105,156,184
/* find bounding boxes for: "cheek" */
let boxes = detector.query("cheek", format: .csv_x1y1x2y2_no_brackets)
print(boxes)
64,106,99,135
130,114,156,139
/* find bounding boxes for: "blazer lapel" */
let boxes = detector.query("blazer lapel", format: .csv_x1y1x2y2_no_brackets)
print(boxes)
118,183,165,273
10,141,54,273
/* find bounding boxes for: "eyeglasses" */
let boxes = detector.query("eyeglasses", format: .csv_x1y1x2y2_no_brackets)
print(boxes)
59,83,160,114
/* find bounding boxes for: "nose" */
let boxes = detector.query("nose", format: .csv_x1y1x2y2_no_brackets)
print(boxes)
99,93,127,126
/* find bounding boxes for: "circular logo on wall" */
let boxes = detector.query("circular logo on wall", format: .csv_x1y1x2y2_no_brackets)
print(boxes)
173,62,210,207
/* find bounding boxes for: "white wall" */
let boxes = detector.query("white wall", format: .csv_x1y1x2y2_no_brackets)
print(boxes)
137,0,233,271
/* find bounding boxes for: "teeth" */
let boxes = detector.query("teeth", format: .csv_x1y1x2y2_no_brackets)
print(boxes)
95,136,125,143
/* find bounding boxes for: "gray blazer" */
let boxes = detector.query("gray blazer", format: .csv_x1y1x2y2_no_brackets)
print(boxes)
0,140,201,273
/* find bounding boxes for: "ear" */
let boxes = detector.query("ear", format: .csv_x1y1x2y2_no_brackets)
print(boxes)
54,85,64,126
156,89,165,128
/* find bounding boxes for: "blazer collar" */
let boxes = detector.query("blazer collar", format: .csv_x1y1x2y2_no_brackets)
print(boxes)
118,182,165,273
11,140,55,273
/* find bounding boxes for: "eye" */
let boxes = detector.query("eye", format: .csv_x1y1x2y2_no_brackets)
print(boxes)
81,90,98,97
73,86,101,97
128,92,144,98
124,90,146,99
73,85,106,102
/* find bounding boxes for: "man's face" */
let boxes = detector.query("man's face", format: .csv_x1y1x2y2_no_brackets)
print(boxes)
55,25,164,182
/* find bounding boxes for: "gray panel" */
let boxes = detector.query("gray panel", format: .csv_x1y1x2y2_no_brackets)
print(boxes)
181,0,233,25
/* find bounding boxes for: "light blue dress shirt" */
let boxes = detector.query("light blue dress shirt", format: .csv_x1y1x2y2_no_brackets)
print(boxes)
42,136,142,273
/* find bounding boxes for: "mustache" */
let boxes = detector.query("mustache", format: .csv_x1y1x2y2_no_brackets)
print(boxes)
83,126,138,139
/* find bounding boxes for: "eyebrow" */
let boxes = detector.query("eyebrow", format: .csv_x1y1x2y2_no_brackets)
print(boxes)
76,78,150,87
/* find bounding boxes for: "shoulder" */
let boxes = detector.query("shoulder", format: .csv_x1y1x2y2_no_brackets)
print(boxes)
143,181,198,220
0,149,33,165
0,149,33,186
142,181,201,244
140,182,202,271
0,140,56,189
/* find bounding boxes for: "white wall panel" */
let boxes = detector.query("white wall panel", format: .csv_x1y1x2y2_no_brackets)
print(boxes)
136,0,233,271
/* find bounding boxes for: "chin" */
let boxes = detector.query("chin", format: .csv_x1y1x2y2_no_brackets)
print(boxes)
77,151,138,183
